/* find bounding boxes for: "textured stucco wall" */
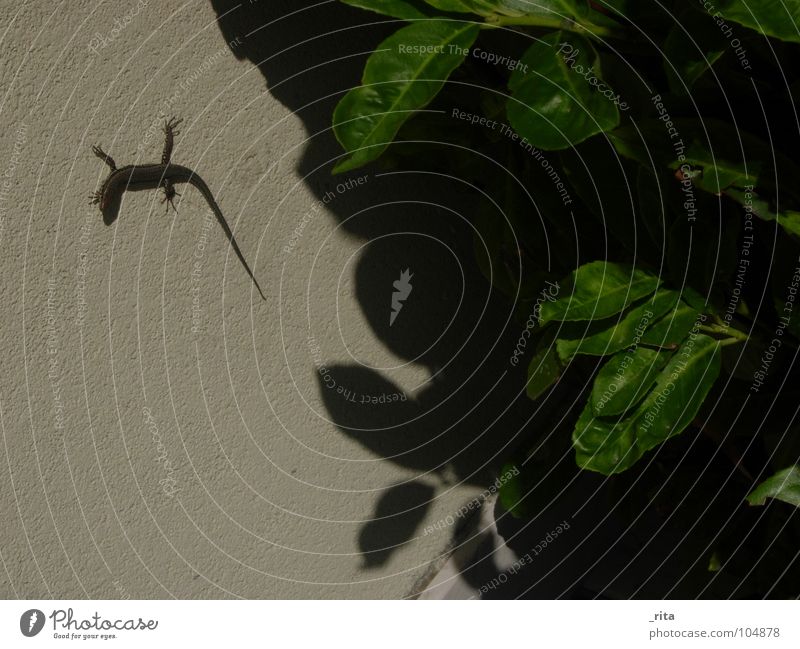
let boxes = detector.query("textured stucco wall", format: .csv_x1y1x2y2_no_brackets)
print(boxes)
0,0,532,598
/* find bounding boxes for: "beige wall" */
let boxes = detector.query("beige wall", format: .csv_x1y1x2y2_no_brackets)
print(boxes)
0,0,524,598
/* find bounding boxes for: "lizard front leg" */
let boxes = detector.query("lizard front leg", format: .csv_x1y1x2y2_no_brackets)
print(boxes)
161,117,183,165
161,117,183,212
91,145,117,171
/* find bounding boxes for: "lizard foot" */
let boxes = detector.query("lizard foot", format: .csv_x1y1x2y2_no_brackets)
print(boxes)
164,117,183,136
161,190,181,214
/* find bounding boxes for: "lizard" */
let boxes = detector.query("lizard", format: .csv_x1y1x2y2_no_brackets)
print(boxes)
90,117,266,300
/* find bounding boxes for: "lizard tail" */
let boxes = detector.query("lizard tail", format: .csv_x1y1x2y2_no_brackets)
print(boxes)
186,174,267,301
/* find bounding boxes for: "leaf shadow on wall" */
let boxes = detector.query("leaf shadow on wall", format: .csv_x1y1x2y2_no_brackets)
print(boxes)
207,0,546,569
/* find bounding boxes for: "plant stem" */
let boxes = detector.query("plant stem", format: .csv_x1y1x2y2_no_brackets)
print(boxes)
700,323,748,343
484,14,621,40
719,337,745,347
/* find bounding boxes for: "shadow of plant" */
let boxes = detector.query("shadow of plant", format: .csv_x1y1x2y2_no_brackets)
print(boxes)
208,0,538,566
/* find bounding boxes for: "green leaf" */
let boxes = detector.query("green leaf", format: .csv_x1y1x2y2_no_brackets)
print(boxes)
609,119,781,193
598,0,632,15
636,333,721,452
639,300,701,347
540,261,662,324
422,0,479,12
498,461,527,516
669,142,760,194
527,334,562,400
332,20,479,173
681,287,712,314
573,333,721,474
556,289,679,359
506,32,620,151
663,9,727,93
747,466,800,507
488,0,577,17
590,346,672,416
340,0,433,19
497,441,579,518
726,187,800,237
718,0,800,44
425,0,580,17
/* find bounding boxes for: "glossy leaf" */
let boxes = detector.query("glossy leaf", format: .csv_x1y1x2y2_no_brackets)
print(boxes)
527,334,562,400
540,261,661,324
636,333,721,451
639,300,701,347
573,333,721,474
726,187,800,237
490,0,578,17
747,466,800,507
423,0,480,12
332,20,479,173
609,119,782,192
556,289,678,359
497,436,579,518
425,0,581,16
590,346,672,416
507,32,620,151
498,461,527,516
341,0,433,19
668,142,759,194
718,0,800,44
663,8,727,92
598,0,632,15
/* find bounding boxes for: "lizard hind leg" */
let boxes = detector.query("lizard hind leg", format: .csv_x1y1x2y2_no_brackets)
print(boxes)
161,117,183,165
161,179,181,213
